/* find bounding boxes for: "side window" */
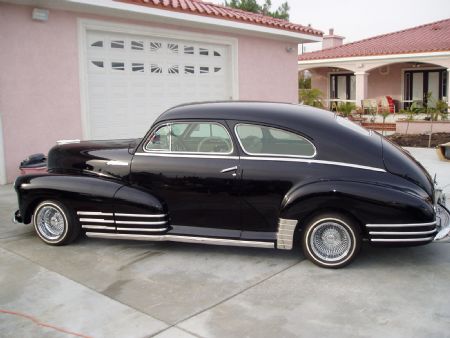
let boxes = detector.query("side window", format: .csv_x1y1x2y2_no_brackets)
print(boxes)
235,124,316,157
145,122,233,154
145,125,170,151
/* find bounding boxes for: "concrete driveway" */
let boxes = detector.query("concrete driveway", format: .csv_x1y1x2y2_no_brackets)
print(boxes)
1,147,449,338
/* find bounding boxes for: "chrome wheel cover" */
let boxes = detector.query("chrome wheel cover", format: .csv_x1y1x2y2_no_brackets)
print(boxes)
310,221,352,262
36,204,66,240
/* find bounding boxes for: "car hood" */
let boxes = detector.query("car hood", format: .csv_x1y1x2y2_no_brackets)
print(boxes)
47,139,140,179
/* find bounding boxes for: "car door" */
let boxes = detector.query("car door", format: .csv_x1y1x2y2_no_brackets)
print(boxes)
130,120,241,238
232,122,317,239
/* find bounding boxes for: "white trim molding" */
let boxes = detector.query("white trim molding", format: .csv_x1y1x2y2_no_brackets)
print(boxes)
77,18,239,139
298,51,450,67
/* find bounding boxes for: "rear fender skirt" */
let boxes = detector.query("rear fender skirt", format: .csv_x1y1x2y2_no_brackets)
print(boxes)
280,180,434,235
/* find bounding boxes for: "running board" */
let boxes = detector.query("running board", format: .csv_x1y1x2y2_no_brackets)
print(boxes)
85,232,275,249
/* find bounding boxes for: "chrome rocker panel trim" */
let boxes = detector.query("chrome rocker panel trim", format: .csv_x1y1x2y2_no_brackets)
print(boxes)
371,237,435,243
85,232,275,249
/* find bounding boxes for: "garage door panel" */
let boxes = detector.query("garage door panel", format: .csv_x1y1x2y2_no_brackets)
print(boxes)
86,30,232,139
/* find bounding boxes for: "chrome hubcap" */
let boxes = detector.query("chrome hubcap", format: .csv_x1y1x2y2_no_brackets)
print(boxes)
36,205,66,240
310,221,351,262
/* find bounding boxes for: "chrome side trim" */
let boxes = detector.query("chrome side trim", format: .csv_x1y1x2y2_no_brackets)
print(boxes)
116,227,167,232
115,213,166,218
85,232,275,249
276,218,298,250
81,225,115,230
366,221,437,228
369,229,437,236
371,237,435,243
234,123,317,159
240,156,386,173
20,183,31,188
78,218,114,223
57,139,80,145
77,211,113,216
106,160,129,166
135,152,239,160
115,220,167,225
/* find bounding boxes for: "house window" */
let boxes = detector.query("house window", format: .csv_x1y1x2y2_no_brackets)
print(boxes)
329,73,355,109
404,69,447,109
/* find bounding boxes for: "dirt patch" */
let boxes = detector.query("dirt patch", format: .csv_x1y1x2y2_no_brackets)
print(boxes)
387,133,450,148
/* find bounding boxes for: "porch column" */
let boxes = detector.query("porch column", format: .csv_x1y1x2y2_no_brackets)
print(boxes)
355,72,368,108
447,69,450,113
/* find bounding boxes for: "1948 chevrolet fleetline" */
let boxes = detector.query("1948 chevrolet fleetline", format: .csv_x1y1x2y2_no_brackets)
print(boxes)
13,102,450,268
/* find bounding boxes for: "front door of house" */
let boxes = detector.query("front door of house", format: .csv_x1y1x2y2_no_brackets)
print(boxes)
404,69,447,109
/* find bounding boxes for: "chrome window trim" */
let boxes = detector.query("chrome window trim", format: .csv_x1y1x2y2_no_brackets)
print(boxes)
234,123,317,159
240,156,386,173
366,221,437,228
85,232,275,248
143,121,234,156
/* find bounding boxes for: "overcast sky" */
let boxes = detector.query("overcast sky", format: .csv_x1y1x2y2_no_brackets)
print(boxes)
209,0,450,52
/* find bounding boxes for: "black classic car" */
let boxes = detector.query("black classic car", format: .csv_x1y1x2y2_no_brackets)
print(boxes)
14,102,450,268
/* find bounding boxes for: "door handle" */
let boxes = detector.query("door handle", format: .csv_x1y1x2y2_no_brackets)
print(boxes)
220,166,238,174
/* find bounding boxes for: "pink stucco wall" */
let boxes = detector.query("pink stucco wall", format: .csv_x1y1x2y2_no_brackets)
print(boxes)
0,3,298,183
367,64,403,101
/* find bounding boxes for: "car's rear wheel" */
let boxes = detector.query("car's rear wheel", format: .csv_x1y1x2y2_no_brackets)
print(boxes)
302,213,361,268
33,200,80,246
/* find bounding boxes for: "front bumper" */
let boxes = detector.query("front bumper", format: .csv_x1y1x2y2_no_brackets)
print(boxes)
434,203,450,242
13,210,23,224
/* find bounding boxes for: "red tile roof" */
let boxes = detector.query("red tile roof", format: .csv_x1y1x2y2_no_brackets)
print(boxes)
299,18,450,61
115,0,322,37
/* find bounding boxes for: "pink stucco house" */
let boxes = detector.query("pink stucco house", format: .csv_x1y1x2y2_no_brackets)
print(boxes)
0,0,322,184
298,19,450,112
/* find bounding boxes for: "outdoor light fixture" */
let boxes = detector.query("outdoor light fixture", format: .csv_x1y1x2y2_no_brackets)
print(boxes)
32,8,49,22
285,46,295,53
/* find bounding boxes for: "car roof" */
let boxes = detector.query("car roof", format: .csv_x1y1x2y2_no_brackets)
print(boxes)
155,101,335,128
154,101,384,169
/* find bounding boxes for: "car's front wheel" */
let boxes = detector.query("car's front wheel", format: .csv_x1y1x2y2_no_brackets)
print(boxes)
302,213,361,268
33,200,80,245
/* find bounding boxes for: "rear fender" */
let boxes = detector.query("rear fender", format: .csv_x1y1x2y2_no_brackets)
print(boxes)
280,180,434,234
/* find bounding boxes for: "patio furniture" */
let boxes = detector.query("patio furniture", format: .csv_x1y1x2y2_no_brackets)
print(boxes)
362,99,378,114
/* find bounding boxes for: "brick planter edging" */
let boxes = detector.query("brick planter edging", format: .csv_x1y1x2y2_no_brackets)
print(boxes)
396,120,450,134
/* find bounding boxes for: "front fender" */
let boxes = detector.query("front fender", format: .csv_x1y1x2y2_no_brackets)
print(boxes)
15,173,124,224
280,180,434,231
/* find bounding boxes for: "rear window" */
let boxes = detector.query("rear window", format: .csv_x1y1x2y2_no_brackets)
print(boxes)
235,124,316,157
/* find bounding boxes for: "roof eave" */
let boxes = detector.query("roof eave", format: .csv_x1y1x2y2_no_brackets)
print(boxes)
298,50,450,65
4,0,322,43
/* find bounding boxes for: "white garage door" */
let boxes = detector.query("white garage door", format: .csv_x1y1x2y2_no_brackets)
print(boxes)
85,30,233,140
